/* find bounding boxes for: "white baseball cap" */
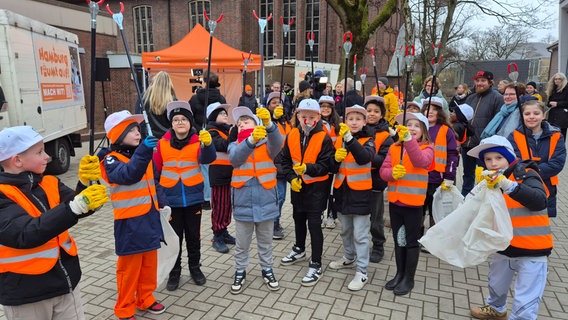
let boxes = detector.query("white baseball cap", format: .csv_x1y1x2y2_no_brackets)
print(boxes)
421,97,445,108
206,102,230,119
318,95,335,105
363,95,385,106
395,112,429,129
266,91,285,104
466,135,516,161
232,106,261,125
0,126,44,162
297,98,321,114
104,110,144,143
166,101,193,121
345,104,367,118
456,103,474,121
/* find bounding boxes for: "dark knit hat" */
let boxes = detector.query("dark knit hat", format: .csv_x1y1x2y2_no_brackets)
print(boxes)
378,77,388,86
526,81,537,89
299,80,311,92
167,101,194,122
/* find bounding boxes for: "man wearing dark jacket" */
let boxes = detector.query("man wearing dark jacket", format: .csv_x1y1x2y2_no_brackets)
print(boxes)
461,71,504,196
337,78,364,119
189,71,227,131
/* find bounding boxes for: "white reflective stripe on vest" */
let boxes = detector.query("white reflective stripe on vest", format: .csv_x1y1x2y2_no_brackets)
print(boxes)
111,195,152,208
0,246,59,263
255,161,275,170
509,207,548,218
513,225,552,237
388,185,427,195
216,152,229,160
60,238,73,251
258,172,277,184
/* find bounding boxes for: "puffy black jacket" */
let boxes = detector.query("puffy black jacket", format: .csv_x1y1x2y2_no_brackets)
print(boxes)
238,93,258,113
0,172,81,306
189,88,226,130
368,119,394,190
280,122,335,212
207,122,234,186
464,88,503,147
547,85,568,128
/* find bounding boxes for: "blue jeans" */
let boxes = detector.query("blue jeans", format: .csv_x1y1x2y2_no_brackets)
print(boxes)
275,179,287,224
201,164,211,201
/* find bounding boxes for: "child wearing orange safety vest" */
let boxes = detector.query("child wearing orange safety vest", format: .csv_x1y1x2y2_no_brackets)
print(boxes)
467,135,552,320
420,97,459,235
206,102,236,254
318,95,342,228
228,107,283,294
363,96,394,264
153,102,216,291
329,105,376,291
380,112,434,296
265,91,291,240
507,100,566,218
99,110,169,319
0,126,108,320
279,98,334,286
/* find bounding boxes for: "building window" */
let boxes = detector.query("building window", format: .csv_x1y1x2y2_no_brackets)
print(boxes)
260,1,274,59
189,0,211,29
304,0,320,61
133,6,154,53
283,0,296,59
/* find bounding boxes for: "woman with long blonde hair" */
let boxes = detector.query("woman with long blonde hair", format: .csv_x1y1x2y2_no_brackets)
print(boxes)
546,72,568,137
142,71,176,138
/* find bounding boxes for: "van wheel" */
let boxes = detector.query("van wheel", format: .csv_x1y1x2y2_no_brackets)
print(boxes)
46,138,71,175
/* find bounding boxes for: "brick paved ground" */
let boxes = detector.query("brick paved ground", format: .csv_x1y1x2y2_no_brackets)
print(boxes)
1,141,567,319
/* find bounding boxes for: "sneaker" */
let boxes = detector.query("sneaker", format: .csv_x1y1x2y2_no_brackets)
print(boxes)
470,305,508,320
301,261,323,287
325,216,336,229
146,302,166,315
262,268,280,291
202,201,211,210
230,270,246,294
189,266,206,285
166,273,180,291
280,245,306,265
222,229,236,244
119,317,136,320
328,256,356,270
369,246,384,263
347,271,368,291
212,235,229,253
273,223,284,240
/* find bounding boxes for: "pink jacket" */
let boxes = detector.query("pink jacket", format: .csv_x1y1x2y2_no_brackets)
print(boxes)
380,138,434,182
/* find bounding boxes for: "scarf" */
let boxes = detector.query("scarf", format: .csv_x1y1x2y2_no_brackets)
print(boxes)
481,102,518,139
237,128,254,143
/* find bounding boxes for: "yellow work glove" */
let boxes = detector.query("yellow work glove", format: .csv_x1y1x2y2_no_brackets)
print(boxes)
441,179,454,191
335,148,348,162
78,155,101,185
290,177,303,192
482,171,514,190
338,123,350,137
396,125,411,142
256,108,272,126
69,184,109,215
293,163,307,175
199,129,212,146
392,164,406,180
250,125,267,143
274,105,284,119
475,166,484,184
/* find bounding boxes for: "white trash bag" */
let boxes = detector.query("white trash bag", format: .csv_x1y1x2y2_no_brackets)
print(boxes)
432,185,464,223
419,180,513,268
157,206,180,287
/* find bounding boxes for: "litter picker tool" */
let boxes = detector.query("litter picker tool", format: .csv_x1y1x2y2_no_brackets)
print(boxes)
359,67,368,97
392,45,402,102
353,54,357,90
342,32,352,120
307,32,315,77
425,42,443,117
400,45,415,163
202,10,224,127
106,2,152,136
370,47,380,95
280,17,294,99
242,51,252,93
87,0,104,155
253,10,272,105
508,62,532,159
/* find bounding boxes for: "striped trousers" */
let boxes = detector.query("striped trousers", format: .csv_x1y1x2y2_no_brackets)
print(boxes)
211,184,232,235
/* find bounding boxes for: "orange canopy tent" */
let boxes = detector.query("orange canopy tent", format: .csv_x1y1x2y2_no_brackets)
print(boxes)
142,24,261,105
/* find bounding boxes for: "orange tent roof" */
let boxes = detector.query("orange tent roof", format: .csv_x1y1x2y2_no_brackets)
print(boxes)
142,24,261,71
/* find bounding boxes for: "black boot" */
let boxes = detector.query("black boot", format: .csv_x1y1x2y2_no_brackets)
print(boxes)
189,265,206,286
394,246,420,295
369,245,384,263
166,268,181,291
384,245,406,290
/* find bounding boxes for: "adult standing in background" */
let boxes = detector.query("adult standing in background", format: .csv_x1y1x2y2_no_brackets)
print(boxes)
238,85,258,113
413,75,449,114
449,83,471,113
189,71,227,131
376,77,399,126
460,71,504,196
141,71,176,138
546,73,568,138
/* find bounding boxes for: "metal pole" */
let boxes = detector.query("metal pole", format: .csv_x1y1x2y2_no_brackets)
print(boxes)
88,0,103,155
253,10,272,105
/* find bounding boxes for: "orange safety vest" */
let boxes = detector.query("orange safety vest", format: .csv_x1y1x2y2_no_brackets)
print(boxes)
287,128,328,184
373,131,390,153
513,130,560,185
503,171,553,251
277,121,291,148
208,129,231,166
231,143,277,190
101,152,159,220
158,139,203,188
433,125,450,172
387,144,430,206
322,121,338,143
333,137,372,190
0,176,78,275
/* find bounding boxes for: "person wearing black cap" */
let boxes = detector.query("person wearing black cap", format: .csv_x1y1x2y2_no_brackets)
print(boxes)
189,71,227,131
460,70,504,197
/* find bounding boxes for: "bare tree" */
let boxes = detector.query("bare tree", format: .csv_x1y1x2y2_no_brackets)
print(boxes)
463,25,530,60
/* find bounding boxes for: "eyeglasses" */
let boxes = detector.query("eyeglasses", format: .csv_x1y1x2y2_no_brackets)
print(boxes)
503,93,516,96
172,118,189,124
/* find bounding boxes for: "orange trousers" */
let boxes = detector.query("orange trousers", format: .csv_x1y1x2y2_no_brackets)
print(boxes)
114,250,158,318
